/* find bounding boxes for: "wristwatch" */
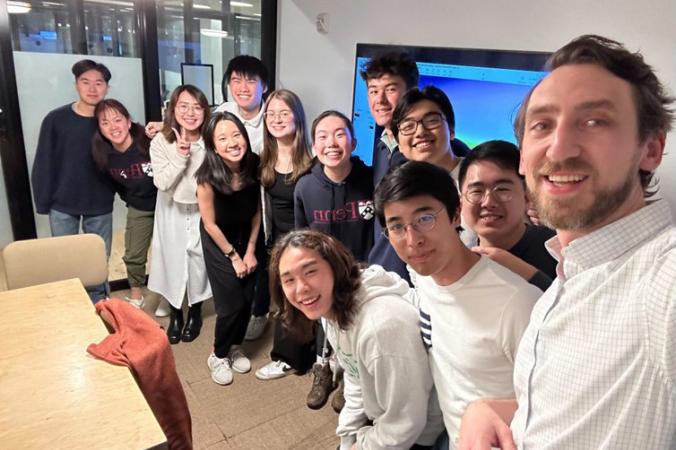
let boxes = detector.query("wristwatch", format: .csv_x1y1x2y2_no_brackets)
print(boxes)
225,247,236,259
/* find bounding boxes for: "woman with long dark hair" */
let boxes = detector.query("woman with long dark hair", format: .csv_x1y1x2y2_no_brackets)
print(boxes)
148,85,212,344
196,111,262,386
92,99,155,308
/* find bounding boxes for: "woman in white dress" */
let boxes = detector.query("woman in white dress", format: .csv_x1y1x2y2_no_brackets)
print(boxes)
148,84,212,344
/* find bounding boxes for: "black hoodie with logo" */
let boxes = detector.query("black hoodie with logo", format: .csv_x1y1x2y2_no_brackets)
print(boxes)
294,157,374,262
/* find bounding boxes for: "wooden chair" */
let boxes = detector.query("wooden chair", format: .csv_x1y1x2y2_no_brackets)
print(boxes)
2,234,108,290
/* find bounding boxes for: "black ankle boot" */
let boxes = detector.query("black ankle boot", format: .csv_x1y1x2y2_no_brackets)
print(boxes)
167,306,184,345
181,303,203,342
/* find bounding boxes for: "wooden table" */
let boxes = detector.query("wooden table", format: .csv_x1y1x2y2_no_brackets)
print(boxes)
0,279,167,449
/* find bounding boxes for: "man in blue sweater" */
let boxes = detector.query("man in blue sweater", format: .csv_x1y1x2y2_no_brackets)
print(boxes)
31,59,114,302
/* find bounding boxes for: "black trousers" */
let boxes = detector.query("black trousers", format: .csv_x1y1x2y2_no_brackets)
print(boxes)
201,225,256,358
269,318,316,373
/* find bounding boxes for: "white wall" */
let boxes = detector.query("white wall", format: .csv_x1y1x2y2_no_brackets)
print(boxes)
277,0,676,211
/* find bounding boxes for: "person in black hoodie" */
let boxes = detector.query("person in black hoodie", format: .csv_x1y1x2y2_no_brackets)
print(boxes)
92,99,157,308
293,110,374,412
294,110,374,262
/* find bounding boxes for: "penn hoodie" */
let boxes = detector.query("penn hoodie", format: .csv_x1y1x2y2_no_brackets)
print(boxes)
325,265,440,450
294,157,374,261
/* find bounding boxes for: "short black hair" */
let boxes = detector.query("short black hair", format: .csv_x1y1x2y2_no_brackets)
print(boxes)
391,85,456,140
72,59,111,83
360,51,419,89
311,110,355,143
458,140,522,188
374,161,460,227
222,55,269,97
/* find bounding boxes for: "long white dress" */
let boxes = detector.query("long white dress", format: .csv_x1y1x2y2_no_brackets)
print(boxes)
147,133,212,308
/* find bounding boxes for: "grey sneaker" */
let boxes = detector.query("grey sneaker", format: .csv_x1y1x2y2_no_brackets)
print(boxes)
306,363,335,409
228,346,251,373
125,296,145,309
255,360,293,380
244,315,268,341
207,353,233,385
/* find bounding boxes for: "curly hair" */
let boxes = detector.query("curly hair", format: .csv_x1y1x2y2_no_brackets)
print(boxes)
268,230,362,340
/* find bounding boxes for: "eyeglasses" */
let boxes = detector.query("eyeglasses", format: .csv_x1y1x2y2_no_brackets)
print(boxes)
384,208,444,241
176,103,205,114
463,184,515,205
397,112,445,136
264,110,292,121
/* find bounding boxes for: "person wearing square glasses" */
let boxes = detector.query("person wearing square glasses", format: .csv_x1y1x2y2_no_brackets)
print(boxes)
458,140,556,291
374,161,542,449
391,86,475,247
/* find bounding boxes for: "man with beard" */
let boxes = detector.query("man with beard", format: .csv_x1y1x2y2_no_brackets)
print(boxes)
458,35,675,450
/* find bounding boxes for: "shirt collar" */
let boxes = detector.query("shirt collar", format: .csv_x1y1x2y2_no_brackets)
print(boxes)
545,200,673,278
379,129,398,151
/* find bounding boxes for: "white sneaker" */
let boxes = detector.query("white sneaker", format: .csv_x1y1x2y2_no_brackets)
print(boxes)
255,360,293,380
155,300,171,317
244,315,268,340
125,296,145,309
207,353,233,385
228,346,251,373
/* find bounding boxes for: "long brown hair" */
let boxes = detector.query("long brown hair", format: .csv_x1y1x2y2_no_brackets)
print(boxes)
91,99,149,172
161,84,210,143
269,230,362,340
260,89,312,188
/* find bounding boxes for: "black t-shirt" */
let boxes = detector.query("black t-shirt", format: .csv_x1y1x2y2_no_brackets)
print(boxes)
107,143,157,211
212,180,259,255
267,170,295,240
509,225,558,289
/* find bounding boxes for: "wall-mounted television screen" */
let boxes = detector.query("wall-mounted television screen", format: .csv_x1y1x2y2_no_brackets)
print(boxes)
351,43,550,165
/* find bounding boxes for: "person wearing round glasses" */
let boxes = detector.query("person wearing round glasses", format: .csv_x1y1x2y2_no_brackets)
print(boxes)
458,140,557,291
374,161,542,449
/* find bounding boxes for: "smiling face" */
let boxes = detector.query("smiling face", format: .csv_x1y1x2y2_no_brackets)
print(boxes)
367,74,407,129
461,161,527,248
520,63,662,233
75,69,108,107
228,71,266,114
397,99,453,166
98,107,132,151
313,115,355,171
265,97,296,140
174,90,205,133
384,195,462,283
278,246,335,321
213,119,248,167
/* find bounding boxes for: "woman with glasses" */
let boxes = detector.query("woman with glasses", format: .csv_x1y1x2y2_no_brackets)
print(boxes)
92,99,155,309
254,89,315,381
148,85,212,344
269,229,439,449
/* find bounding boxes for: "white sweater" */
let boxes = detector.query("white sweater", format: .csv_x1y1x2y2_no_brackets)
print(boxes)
149,133,205,204
327,266,436,450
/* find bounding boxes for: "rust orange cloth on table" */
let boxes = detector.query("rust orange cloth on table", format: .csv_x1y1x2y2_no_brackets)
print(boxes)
87,299,193,450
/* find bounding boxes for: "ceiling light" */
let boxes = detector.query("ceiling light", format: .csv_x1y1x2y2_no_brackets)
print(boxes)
8,1,32,14
200,28,228,38
230,1,253,7
193,4,211,9
236,15,260,21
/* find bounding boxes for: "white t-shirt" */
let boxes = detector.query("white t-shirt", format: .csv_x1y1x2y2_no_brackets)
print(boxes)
412,256,542,448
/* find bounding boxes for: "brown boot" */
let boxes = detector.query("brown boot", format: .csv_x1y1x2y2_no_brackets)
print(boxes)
331,370,345,413
306,363,335,410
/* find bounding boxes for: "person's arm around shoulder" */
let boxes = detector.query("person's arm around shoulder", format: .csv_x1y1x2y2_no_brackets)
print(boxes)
31,111,58,214
472,246,552,291
458,398,518,450
196,183,248,278
149,133,189,192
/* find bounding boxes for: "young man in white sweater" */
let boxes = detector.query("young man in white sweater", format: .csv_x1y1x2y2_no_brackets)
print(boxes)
374,161,542,449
